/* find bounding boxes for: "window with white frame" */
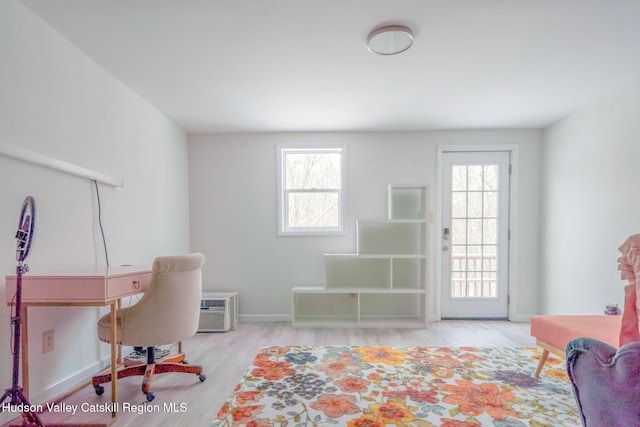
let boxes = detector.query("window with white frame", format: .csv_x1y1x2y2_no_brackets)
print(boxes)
277,144,346,236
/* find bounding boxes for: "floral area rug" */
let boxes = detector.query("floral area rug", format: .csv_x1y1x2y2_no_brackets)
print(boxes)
212,346,580,427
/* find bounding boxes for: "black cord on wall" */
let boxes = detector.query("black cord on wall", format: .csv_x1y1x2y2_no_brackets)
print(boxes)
93,180,110,267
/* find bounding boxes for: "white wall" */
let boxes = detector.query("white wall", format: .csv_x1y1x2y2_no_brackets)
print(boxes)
189,130,542,323
0,0,190,415
541,78,640,314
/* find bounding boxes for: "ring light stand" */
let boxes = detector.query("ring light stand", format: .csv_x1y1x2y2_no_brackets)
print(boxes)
0,196,43,425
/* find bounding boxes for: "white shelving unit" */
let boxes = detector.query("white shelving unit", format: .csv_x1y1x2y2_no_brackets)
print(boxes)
292,184,429,327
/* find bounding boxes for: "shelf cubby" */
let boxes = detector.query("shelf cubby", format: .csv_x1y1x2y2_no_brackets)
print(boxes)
357,221,426,255
360,292,426,326
325,256,391,289
391,258,425,289
387,185,427,220
292,289,358,325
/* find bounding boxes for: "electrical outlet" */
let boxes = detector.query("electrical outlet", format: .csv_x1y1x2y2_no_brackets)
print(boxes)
42,329,54,353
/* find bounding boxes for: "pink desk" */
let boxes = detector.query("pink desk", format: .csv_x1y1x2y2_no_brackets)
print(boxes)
5,266,151,419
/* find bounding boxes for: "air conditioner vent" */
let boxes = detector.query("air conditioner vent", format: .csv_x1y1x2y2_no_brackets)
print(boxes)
198,297,230,332
201,298,226,309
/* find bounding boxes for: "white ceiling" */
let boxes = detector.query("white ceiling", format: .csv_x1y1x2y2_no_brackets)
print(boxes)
20,0,640,133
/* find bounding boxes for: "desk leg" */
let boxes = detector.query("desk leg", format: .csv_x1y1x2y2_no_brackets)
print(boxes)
21,305,29,398
116,299,122,364
110,301,117,418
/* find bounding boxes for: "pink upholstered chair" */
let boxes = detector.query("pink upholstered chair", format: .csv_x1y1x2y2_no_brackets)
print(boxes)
531,235,640,377
91,253,207,401
566,283,640,426
565,236,640,426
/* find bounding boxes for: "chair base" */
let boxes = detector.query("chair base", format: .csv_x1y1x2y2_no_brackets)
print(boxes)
123,347,172,366
91,349,205,401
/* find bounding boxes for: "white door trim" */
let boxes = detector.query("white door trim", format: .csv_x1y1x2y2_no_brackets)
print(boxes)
435,145,519,322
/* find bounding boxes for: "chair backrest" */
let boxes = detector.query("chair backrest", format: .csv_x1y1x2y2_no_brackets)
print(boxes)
120,253,205,347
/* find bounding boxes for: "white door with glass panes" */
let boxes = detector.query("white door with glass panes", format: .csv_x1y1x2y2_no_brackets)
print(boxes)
440,151,510,318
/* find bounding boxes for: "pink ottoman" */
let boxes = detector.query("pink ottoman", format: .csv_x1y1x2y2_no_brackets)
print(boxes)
530,315,621,377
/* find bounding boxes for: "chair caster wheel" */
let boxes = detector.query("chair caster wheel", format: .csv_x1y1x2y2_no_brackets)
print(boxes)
199,374,207,382
94,385,104,396
146,392,155,402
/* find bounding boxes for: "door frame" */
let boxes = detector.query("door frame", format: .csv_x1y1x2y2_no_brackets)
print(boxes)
434,145,519,321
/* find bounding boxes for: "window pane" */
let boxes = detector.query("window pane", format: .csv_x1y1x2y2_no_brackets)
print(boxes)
483,219,497,244
288,192,339,228
467,192,482,217
483,256,496,271
452,254,466,272
468,165,483,191
467,245,482,256
484,165,498,190
451,219,467,244
483,192,498,218
452,271,466,297
451,165,467,191
452,245,466,256
451,192,467,218
483,272,497,297
483,245,497,257
468,272,481,296
467,219,482,244
285,151,341,189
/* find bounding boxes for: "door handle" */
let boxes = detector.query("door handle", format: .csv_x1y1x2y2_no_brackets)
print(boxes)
442,227,450,251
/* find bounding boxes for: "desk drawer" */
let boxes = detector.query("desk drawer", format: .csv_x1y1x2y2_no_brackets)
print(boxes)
5,266,152,303
107,272,151,299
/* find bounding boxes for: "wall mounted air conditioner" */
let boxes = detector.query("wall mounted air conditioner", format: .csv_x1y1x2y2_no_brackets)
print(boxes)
198,297,230,332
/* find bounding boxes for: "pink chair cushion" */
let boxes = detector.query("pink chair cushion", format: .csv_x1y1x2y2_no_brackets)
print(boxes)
531,315,622,351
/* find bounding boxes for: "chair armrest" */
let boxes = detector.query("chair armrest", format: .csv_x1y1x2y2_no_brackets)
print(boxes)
567,338,640,426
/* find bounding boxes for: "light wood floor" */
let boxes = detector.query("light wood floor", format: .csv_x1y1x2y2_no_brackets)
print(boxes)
3,320,537,426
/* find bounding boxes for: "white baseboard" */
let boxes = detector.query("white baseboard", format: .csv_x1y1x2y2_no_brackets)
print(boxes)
34,356,111,405
237,313,532,324
239,314,291,322
509,314,533,322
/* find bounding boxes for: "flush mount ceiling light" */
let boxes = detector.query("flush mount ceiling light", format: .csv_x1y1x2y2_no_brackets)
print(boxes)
367,24,414,55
